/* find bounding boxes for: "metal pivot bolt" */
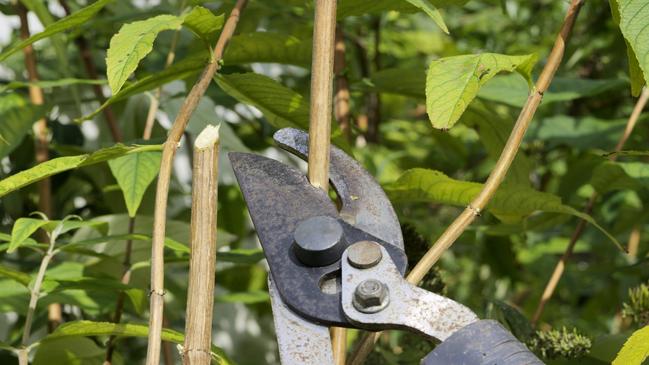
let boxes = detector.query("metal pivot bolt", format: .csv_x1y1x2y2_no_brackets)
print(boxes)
353,279,389,313
293,215,345,267
347,240,383,269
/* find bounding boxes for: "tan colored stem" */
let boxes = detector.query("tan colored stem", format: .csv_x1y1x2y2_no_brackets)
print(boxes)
348,1,584,362
307,0,337,192
144,2,248,364
334,26,351,141
308,1,346,362
182,126,220,365
531,86,649,325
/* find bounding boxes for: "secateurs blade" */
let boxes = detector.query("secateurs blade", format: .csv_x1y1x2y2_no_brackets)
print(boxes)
229,128,544,365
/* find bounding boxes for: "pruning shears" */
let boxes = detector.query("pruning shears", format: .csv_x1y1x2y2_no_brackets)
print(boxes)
229,128,544,365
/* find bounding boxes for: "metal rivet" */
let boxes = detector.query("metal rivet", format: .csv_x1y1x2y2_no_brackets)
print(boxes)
347,241,383,269
293,216,345,267
352,279,389,313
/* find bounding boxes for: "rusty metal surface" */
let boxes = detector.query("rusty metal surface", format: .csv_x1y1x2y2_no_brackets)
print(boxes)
229,152,407,326
273,128,404,251
341,245,479,341
268,278,334,365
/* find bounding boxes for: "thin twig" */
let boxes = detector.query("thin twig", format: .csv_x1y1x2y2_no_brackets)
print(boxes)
348,1,585,363
18,231,58,365
183,125,220,365
144,2,248,364
531,86,649,325
17,3,61,333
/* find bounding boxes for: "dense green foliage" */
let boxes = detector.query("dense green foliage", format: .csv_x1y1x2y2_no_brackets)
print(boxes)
0,0,648,364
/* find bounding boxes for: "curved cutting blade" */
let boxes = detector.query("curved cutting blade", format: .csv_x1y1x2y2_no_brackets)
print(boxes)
274,128,404,251
229,152,407,326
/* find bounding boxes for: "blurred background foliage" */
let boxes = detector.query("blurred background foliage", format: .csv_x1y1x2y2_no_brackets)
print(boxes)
0,0,648,364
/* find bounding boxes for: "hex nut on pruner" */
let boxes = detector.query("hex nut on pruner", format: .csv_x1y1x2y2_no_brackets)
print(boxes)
353,279,389,313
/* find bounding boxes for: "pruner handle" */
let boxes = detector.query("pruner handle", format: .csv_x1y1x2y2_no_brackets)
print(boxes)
422,320,544,365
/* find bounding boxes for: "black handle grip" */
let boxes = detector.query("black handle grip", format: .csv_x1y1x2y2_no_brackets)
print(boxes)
422,320,544,365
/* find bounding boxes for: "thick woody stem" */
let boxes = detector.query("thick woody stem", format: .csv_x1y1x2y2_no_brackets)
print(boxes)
308,1,347,363
348,1,585,363
307,0,337,192
144,2,248,364
182,126,220,365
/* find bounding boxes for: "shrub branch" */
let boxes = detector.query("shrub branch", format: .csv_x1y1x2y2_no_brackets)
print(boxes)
531,86,649,325
144,2,248,365
348,1,585,363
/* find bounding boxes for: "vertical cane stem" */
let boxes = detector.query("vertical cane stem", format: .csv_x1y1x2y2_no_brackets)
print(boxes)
183,126,220,365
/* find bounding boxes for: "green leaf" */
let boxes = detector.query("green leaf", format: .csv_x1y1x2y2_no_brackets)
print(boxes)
45,321,233,364
0,341,14,351
0,144,163,198
78,55,207,122
0,79,106,94
164,237,190,254
44,219,108,237
108,151,162,217
404,0,448,34
425,53,537,129
612,325,649,365
0,264,31,287
366,68,427,99
106,14,185,94
42,277,146,314
461,104,532,187
337,0,467,17
386,168,622,249
183,6,224,44
0,0,114,62
528,115,629,150
0,94,47,159
223,33,312,67
590,334,634,363
215,73,310,130
8,217,50,253
8,217,108,253
216,290,270,304
592,161,649,194
478,74,628,107
33,337,111,365
610,0,648,95
489,300,534,341
218,249,265,265
215,73,350,151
